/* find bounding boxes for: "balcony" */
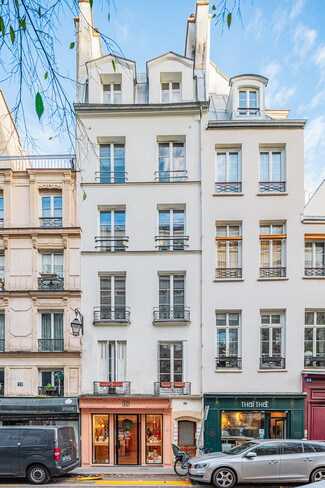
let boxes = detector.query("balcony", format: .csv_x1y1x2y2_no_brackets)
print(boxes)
216,356,242,369
38,339,64,352
216,268,242,279
38,385,64,397
154,170,187,182
154,382,191,395
304,356,325,368
0,279,4,291
95,236,129,251
259,267,286,278
93,381,131,395
39,217,62,228
0,339,4,352
95,171,128,183
93,307,131,325
153,307,190,325
260,356,285,369
0,154,75,171
259,181,286,193
215,182,242,194
0,219,3,228
305,268,325,277
38,274,64,291
155,235,189,251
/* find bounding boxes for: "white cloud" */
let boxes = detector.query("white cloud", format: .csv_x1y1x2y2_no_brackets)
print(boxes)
294,24,317,58
246,8,265,40
272,87,296,106
263,61,282,81
305,116,325,157
289,0,305,20
314,45,325,69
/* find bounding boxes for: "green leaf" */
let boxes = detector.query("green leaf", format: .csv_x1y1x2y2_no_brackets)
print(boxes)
35,92,44,120
227,12,232,29
212,13,216,18
10,25,15,44
89,0,93,8
107,13,110,21
38,6,41,17
19,17,26,31
82,190,87,201
44,71,48,79
212,4,216,9
70,42,75,49
112,59,116,72
15,0,19,10
49,137,52,140
0,17,4,37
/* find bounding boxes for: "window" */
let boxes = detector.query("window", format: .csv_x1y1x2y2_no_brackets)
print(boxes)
0,314,4,353
216,312,241,369
157,209,187,250
178,420,196,447
41,195,62,227
260,312,285,369
159,342,183,383
146,415,163,464
215,150,241,193
216,224,242,279
238,89,258,115
99,275,126,320
161,82,181,103
305,240,325,276
260,223,286,278
98,340,126,382
40,370,64,396
157,142,186,181
103,83,121,104
97,210,127,251
251,444,279,456
41,253,63,276
98,144,126,183
93,414,109,464
159,274,185,316
0,369,3,395
0,194,3,227
259,150,285,192
0,254,4,290
304,311,325,368
39,312,64,352
221,412,264,451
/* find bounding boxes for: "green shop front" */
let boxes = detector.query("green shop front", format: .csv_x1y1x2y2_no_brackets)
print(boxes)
204,394,306,452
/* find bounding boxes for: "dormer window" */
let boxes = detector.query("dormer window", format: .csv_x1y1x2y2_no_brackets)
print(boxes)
239,89,259,116
160,73,182,103
103,83,121,104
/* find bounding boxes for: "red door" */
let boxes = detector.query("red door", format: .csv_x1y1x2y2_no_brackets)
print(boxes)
311,406,325,440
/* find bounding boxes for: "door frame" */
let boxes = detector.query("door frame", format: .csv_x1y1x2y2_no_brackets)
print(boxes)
115,414,140,465
268,413,288,439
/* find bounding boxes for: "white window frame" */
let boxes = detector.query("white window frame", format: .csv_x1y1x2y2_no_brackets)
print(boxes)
216,224,242,270
305,241,325,270
98,340,127,382
215,149,241,184
259,223,286,269
99,143,125,182
259,149,285,183
161,81,181,103
103,83,122,104
158,273,185,309
0,253,4,281
238,88,259,116
100,274,126,310
40,253,63,277
41,194,62,218
304,311,325,357
260,312,285,358
39,312,64,340
39,369,64,386
215,311,241,358
158,341,186,382
158,141,186,179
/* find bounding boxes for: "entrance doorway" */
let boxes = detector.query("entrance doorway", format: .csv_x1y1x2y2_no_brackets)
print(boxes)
115,415,140,465
269,412,287,439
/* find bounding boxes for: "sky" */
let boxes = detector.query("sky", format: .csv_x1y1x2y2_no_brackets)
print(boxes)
3,0,325,192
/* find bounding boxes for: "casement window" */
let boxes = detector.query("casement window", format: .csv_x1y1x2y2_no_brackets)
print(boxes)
304,311,325,368
0,194,3,227
100,275,126,319
216,312,241,369
216,224,242,279
260,312,285,369
98,340,126,382
99,144,126,183
0,253,4,288
260,223,286,278
0,313,4,352
215,149,241,193
159,274,185,314
158,142,186,181
39,313,64,352
98,210,127,251
157,209,186,250
103,83,121,104
161,82,181,103
41,195,62,227
238,89,258,115
259,149,285,192
41,253,63,277
305,240,325,277
40,369,64,395
158,342,183,383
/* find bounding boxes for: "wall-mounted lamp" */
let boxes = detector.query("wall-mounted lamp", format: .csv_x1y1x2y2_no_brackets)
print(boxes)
71,308,84,336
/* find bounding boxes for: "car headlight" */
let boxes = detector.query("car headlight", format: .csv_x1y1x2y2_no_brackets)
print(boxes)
195,463,209,469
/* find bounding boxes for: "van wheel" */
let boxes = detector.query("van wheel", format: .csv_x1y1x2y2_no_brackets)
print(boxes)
212,467,236,488
27,465,50,485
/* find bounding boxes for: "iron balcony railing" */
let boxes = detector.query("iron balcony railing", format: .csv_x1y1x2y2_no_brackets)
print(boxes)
238,107,260,116
215,182,242,193
216,356,242,369
155,235,189,251
0,339,4,352
304,356,325,368
153,307,190,323
260,356,285,369
38,339,64,352
93,307,131,324
0,219,3,228
38,385,64,397
215,268,242,279
154,382,191,395
259,181,286,193
0,154,75,171
95,171,128,183
39,217,62,228
154,170,188,182
38,276,64,291
95,236,129,251
259,267,286,278
94,381,131,395
0,385,4,397
305,268,325,277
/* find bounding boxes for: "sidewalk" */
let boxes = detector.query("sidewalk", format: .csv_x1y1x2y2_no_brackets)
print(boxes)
73,466,176,476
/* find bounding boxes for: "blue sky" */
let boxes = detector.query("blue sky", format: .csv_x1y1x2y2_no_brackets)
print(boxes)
4,0,325,192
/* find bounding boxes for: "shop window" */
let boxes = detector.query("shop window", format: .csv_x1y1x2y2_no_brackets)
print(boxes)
93,414,109,464
146,415,162,464
178,420,195,447
221,411,265,451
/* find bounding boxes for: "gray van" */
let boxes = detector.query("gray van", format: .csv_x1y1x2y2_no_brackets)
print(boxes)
0,426,79,484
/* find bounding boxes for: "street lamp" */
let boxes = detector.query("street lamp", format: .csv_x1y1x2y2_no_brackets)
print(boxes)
71,308,84,336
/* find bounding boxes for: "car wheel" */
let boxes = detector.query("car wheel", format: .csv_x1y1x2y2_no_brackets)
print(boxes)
27,465,51,485
311,467,325,483
212,467,236,488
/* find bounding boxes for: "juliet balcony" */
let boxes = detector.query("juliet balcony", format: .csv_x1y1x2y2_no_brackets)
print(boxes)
0,339,4,352
259,267,286,278
305,268,325,277
95,171,128,183
155,235,189,251
215,182,242,193
154,170,188,182
95,236,129,251
38,339,64,352
154,382,191,396
260,356,285,369
93,307,131,326
38,274,64,291
39,217,62,228
215,268,242,279
304,356,325,368
216,356,242,369
38,385,64,397
94,381,131,395
153,307,190,326
259,181,286,193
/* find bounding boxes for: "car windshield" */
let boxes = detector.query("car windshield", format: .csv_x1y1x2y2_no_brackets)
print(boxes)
224,442,258,455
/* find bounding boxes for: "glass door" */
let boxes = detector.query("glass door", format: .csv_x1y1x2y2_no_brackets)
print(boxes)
115,415,140,465
269,412,287,439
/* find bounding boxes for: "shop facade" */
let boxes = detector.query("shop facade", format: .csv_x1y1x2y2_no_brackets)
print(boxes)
204,394,306,452
80,397,172,466
303,373,325,441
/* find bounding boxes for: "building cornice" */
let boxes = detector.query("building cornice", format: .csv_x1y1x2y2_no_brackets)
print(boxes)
207,119,307,129
0,227,81,236
74,101,210,115
0,351,81,358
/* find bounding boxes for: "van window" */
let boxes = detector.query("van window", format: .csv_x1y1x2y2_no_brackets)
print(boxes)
0,429,20,446
58,427,75,446
21,429,48,446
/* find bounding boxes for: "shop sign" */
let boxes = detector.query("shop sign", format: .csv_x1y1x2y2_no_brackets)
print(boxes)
240,400,269,408
0,397,78,414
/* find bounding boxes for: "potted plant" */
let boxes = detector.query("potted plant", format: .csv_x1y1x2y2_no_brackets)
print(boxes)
45,383,57,392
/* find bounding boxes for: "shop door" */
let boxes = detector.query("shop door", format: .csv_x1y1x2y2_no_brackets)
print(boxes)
311,406,325,440
269,413,287,439
115,415,140,465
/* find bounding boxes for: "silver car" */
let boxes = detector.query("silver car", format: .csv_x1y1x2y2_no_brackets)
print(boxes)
188,439,325,488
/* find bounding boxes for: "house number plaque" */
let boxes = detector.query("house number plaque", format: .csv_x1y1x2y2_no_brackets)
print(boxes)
122,399,130,407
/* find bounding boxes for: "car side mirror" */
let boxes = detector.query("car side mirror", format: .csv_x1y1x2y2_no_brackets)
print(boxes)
246,452,257,458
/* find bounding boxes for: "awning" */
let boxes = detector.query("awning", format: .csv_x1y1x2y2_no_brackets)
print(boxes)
0,397,78,414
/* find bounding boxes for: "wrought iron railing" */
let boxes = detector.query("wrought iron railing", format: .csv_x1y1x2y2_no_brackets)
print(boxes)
94,381,131,395
305,268,325,277
38,385,64,397
215,182,242,193
93,307,130,324
155,235,189,251
259,181,286,193
259,267,286,278
38,339,64,352
95,236,129,251
39,217,62,228
0,385,4,396
304,356,325,368
216,356,242,369
0,154,75,170
153,307,190,323
0,339,4,352
154,382,191,395
154,170,187,182
38,276,64,290
215,268,242,279
0,279,5,291
95,171,128,183
260,356,285,369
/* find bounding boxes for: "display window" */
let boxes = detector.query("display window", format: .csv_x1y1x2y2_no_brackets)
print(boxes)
146,415,163,464
221,411,265,451
93,414,109,464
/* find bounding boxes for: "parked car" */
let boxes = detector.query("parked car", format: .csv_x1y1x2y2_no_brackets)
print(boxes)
0,426,79,484
188,439,325,488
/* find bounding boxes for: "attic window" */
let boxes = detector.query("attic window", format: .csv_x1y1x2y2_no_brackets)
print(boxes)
103,83,121,104
160,73,182,103
238,89,259,116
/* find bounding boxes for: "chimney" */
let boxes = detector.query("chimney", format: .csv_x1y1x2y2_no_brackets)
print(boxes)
193,1,210,70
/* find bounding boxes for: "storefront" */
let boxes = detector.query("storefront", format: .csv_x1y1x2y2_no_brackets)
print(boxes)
80,397,172,466
204,393,306,452
303,373,325,441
